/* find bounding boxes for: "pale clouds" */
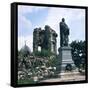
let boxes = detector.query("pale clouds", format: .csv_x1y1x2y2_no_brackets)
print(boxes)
18,5,47,36
18,5,33,15
18,5,48,15
18,14,32,34
18,5,33,36
44,8,85,34
44,8,85,50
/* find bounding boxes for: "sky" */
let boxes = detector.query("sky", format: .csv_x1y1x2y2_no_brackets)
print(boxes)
18,5,85,52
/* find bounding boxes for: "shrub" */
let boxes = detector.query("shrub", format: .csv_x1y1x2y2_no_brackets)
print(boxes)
34,49,53,57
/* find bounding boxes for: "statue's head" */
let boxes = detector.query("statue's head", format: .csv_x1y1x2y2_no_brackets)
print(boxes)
62,18,65,22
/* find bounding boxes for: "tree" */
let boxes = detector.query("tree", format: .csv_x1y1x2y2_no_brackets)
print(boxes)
70,40,86,69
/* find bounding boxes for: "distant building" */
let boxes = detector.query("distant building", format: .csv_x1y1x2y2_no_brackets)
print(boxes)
20,43,31,56
33,25,58,54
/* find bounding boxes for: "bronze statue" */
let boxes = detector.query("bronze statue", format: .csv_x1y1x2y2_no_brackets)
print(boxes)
60,18,69,47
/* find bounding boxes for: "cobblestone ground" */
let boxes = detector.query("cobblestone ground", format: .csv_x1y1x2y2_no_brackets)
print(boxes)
40,72,85,82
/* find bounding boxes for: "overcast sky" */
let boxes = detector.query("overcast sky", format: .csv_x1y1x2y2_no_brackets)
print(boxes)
18,5,85,52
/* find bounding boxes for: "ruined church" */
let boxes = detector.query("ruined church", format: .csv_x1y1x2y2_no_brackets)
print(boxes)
33,25,58,54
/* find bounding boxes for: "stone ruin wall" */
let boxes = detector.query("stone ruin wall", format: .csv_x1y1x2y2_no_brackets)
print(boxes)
33,25,58,54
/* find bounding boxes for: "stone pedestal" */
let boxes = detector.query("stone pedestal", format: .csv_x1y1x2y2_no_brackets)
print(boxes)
58,46,76,73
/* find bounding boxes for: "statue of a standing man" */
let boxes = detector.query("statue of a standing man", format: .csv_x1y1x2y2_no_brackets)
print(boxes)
60,18,69,47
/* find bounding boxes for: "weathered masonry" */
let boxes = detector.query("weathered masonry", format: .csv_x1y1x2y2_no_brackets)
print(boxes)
33,25,58,54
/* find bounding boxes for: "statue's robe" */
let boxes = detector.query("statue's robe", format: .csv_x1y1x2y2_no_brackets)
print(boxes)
60,21,69,47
